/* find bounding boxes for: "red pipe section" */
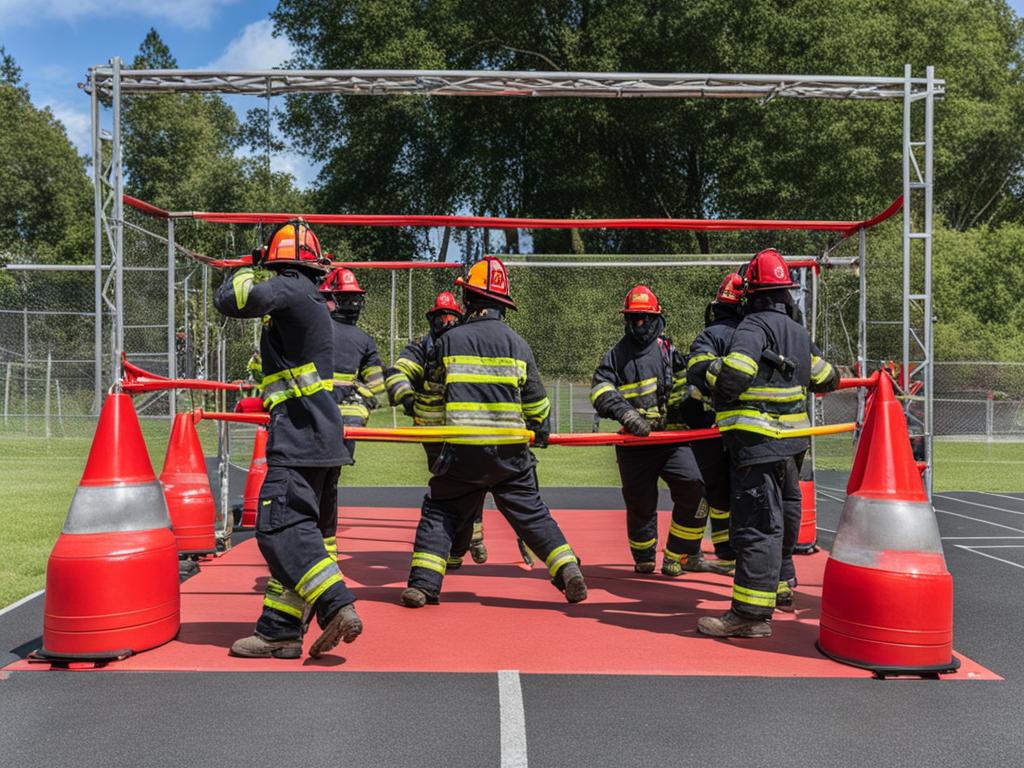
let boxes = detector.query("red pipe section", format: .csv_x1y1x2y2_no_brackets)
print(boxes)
120,358,253,395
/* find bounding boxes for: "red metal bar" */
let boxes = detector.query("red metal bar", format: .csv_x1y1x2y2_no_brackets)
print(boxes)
123,194,170,219
194,410,269,425
836,373,880,390
121,357,252,394
208,256,461,269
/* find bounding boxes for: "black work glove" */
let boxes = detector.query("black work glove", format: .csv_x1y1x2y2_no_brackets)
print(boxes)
532,426,550,449
620,408,651,437
400,396,415,418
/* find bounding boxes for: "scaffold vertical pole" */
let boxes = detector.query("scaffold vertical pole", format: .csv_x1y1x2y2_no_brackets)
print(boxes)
91,66,103,413
111,56,124,384
923,65,936,497
167,218,176,416
857,226,867,430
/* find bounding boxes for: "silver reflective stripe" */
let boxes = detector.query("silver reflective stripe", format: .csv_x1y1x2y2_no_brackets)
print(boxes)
446,361,526,379
262,378,293,397
830,495,945,570
446,410,526,428
63,480,172,534
294,368,322,391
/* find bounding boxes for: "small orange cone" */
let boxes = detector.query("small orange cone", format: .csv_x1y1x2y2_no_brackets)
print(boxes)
239,427,268,530
794,461,818,554
160,413,217,555
38,393,179,662
819,373,958,676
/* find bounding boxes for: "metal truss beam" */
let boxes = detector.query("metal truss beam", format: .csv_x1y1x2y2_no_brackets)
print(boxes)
83,68,944,101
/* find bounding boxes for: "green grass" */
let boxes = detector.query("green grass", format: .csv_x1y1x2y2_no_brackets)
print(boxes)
1,423,1021,608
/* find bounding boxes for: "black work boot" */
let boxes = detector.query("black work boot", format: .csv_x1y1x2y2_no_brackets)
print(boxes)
309,603,363,658
697,610,772,638
470,538,488,564
229,633,302,659
554,562,588,603
401,586,440,608
634,560,656,574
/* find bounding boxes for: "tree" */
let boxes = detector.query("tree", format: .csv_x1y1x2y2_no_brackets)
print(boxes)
273,0,1024,257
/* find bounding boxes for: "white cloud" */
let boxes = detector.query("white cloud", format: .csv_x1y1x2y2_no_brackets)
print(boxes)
0,0,239,30
205,19,293,71
43,99,92,156
273,150,320,191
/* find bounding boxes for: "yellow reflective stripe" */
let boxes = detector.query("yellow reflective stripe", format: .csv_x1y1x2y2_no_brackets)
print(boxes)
521,397,551,420
261,363,328,410
361,365,385,394
447,372,523,385
443,355,527,385
733,584,777,608
323,536,338,560
339,403,370,420
354,383,375,400
628,537,657,550
669,522,705,541
333,372,357,383
738,385,805,403
619,377,657,400
810,356,834,384
724,352,758,376
411,551,447,575
446,554,464,566
264,578,305,619
663,549,683,562
716,408,811,437
590,382,615,404
688,353,717,369
709,506,730,520
711,530,731,543
395,358,424,379
545,544,578,577
232,267,255,310
618,377,657,393
296,557,344,604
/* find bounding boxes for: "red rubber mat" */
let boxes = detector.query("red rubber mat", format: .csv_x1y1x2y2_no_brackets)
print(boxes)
13,507,1000,678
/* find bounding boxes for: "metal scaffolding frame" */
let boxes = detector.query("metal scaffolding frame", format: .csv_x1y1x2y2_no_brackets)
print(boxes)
84,63,943,493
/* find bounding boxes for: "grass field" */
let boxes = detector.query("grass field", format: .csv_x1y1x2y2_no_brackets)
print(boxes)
1,421,1021,608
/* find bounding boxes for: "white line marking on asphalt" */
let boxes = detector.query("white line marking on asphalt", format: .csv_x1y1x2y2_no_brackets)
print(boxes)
817,490,846,505
955,546,1024,571
941,536,1024,540
934,508,1024,533
0,589,44,618
959,544,1024,549
934,494,1024,517
816,527,837,534
975,492,1024,503
499,669,528,768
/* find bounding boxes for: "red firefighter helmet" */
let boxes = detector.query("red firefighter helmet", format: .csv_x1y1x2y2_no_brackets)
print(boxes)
319,267,365,295
455,256,516,309
427,290,463,318
260,220,330,272
745,249,798,293
621,284,662,314
715,272,744,304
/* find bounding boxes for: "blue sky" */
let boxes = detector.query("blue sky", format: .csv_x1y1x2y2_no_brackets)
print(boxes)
3,0,1024,194
0,0,314,184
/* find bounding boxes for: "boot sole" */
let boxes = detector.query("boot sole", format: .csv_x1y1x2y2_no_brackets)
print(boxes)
229,642,302,659
564,575,588,604
696,619,772,638
309,612,363,658
470,544,488,564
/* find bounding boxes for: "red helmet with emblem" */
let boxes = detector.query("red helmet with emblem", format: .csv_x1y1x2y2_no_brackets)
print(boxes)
259,220,330,272
455,256,516,309
715,272,744,304
620,285,662,315
427,290,463,318
744,249,797,293
319,267,365,295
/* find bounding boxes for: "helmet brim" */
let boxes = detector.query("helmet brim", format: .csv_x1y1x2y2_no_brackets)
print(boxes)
456,278,518,309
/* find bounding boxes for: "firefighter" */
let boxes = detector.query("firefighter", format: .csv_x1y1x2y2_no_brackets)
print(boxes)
319,267,385,459
385,291,489,567
681,273,746,569
401,256,588,607
214,220,363,659
697,249,838,638
591,285,731,577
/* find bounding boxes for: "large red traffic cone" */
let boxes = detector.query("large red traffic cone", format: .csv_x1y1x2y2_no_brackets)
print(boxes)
794,460,818,554
38,393,180,662
819,373,958,676
239,427,268,529
160,413,217,555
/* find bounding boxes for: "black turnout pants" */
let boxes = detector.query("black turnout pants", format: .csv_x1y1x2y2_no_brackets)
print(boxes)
408,444,577,598
690,437,735,560
615,443,706,564
729,453,803,620
423,442,481,559
255,464,355,640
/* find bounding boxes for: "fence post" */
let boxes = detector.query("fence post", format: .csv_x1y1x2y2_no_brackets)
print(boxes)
216,330,231,548
55,379,65,436
3,362,10,428
986,391,994,443
44,352,52,439
407,268,413,342
23,306,28,432
568,382,574,433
